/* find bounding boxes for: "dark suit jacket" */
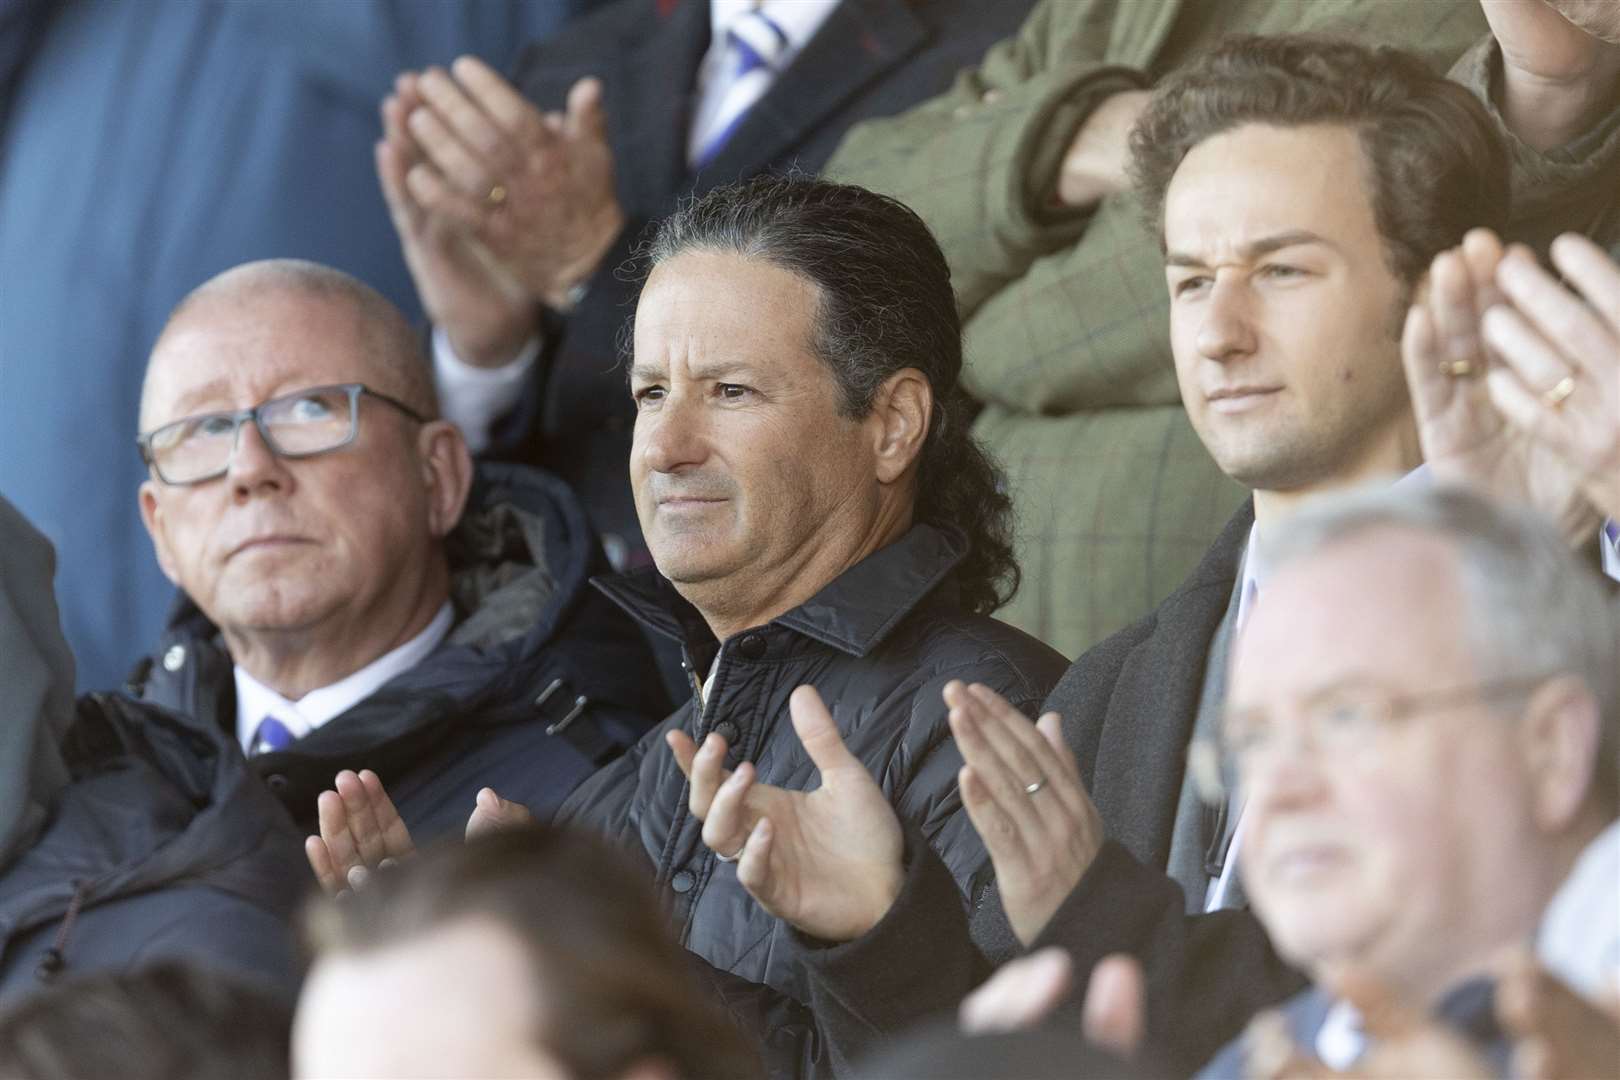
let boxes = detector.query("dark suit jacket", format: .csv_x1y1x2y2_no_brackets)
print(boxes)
487,0,1037,562
794,503,1307,1077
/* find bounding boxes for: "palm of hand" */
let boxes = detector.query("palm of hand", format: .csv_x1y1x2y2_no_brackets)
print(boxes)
743,767,903,942
1425,383,1593,539
413,218,528,326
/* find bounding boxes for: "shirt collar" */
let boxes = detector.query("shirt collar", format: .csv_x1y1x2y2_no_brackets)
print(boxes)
234,601,454,753
1242,465,1431,626
592,523,969,658
709,0,839,52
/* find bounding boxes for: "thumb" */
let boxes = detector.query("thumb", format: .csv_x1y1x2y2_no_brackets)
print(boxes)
565,76,607,141
789,685,860,777
466,787,532,840
1082,953,1145,1060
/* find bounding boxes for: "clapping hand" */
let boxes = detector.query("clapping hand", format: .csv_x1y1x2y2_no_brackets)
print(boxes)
1402,229,1614,541
395,58,624,313
305,769,418,896
305,769,534,896
667,685,904,944
947,681,1104,946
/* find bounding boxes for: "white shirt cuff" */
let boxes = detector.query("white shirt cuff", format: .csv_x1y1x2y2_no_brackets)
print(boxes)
1601,519,1620,584
431,326,541,454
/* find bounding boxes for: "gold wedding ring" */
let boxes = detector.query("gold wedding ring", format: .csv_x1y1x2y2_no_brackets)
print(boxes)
1543,375,1576,410
485,183,508,208
1438,358,1474,378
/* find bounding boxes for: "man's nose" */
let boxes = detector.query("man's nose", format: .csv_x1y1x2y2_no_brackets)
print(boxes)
1243,723,1330,813
637,394,709,474
229,420,292,498
1196,278,1258,363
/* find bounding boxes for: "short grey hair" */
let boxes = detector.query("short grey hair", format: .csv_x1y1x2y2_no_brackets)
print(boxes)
1268,484,1620,812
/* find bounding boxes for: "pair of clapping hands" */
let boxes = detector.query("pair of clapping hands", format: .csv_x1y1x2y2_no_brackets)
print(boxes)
307,680,1106,953
962,946,1620,1080
1404,231,1620,537
377,57,624,367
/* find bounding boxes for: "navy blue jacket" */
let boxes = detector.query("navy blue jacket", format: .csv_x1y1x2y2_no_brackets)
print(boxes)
127,463,667,839
0,692,307,1005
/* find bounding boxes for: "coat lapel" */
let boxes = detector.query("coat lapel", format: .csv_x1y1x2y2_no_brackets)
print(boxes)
610,0,711,216
1088,502,1254,869
693,0,928,187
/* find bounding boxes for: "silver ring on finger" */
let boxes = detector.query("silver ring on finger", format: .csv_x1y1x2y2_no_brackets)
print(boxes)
1024,778,1046,796
714,843,745,863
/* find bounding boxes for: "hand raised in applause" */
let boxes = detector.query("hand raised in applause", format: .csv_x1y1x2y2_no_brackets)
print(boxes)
946,680,1103,946
305,769,418,896
401,58,624,314
378,71,538,368
1480,234,1620,525
667,685,903,944
960,947,1146,1062
1401,230,1602,543
306,769,534,896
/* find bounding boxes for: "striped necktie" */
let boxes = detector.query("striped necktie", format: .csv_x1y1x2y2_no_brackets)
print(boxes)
691,7,789,169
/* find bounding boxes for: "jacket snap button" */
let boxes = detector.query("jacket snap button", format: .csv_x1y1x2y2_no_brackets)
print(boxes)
162,644,186,672
713,721,740,748
671,870,696,894
737,634,766,660
265,773,289,793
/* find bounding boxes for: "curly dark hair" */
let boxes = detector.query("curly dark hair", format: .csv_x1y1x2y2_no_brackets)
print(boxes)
636,174,1019,615
1129,34,1511,289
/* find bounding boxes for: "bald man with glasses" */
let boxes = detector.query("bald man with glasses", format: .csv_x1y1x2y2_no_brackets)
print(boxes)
126,259,663,838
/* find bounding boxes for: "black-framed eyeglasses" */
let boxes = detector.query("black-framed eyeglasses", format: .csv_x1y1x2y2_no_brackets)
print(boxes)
137,383,429,486
1188,673,1556,806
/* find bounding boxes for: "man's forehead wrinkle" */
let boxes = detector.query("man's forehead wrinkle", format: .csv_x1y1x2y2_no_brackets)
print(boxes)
143,296,391,427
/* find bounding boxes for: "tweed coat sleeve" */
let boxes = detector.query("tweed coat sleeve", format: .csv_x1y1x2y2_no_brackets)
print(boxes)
1449,36,1620,254
825,0,1148,319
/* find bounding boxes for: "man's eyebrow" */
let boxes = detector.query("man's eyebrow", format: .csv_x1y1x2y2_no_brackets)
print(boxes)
163,378,234,418
1165,230,1338,268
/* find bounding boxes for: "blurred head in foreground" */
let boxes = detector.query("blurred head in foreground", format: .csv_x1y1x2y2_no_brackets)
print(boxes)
0,962,291,1080
1228,485,1617,1008
294,825,759,1080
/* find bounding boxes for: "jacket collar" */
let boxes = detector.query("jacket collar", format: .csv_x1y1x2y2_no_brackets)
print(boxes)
592,522,968,658
693,0,929,185
1088,498,1255,867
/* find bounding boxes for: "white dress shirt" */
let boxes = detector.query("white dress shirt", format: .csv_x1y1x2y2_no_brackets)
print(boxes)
234,601,455,754
687,0,840,165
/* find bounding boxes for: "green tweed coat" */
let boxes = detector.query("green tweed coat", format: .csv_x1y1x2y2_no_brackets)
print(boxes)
829,0,1620,658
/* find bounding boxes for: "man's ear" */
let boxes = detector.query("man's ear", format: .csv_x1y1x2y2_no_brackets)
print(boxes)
418,421,475,538
137,481,181,585
870,368,933,486
1521,674,1602,831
